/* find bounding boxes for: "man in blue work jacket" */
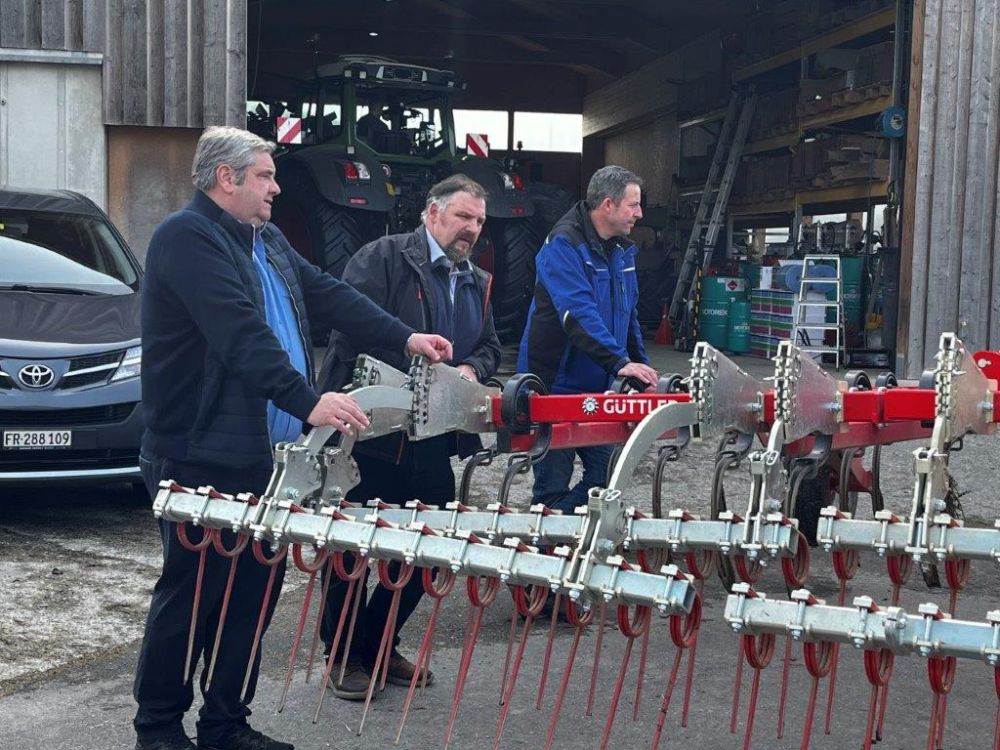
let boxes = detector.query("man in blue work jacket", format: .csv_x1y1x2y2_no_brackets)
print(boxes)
518,165,659,513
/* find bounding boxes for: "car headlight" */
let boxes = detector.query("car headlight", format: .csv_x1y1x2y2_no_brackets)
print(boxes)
110,345,141,382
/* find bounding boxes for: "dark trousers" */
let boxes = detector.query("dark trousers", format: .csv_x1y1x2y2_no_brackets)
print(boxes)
133,454,281,746
321,435,455,664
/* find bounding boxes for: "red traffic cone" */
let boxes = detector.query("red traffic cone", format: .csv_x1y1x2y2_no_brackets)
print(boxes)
655,303,673,345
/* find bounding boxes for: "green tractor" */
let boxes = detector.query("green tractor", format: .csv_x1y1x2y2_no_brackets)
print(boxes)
250,55,544,343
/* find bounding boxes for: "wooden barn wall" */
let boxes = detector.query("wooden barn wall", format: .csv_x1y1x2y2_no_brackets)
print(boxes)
901,0,1000,376
0,0,247,128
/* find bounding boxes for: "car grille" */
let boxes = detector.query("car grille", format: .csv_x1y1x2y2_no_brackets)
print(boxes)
0,402,137,427
0,370,12,391
58,350,124,390
0,447,138,471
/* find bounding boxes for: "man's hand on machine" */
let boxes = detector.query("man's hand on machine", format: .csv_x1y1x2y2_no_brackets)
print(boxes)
406,332,454,362
617,361,660,390
307,392,371,434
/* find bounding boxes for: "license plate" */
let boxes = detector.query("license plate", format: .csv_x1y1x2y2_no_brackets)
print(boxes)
2,430,73,449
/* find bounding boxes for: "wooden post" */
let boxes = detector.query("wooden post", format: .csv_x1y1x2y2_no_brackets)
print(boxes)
898,0,929,376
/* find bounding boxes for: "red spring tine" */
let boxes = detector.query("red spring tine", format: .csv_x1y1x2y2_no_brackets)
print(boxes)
632,619,651,721
277,543,329,712
336,562,369,688
304,554,337,683
741,632,776,750
535,591,563,710
672,590,702,728
313,551,367,723
777,636,793,739
444,575,501,749
927,656,956,750
862,648,893,750
395,567,456,745
800,641,835,750
585,600,609,717
993,666,1000,750
598,604,650,750
734,554,763,584
498,596,520,705
944,558,970,616
880,554,910,734
730,638,745,734
781,529,811,590
886,552,912,606
493,584,549,750
203,531,250,693
543,598,594,750
175,524,216,685
821,550,858,735
358,560,414,736
240,540,289,701
685,549,718,582
651,593,703,750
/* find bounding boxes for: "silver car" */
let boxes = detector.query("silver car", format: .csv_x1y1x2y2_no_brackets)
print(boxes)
0,187,143,485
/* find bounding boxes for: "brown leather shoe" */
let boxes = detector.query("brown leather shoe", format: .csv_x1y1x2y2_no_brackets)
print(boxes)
383,648,434,687
329,658,373,701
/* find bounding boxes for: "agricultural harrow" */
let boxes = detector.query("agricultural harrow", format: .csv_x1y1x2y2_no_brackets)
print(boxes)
149,332,1000,749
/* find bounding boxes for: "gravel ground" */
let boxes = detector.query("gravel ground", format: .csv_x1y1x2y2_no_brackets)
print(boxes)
2,344,1000,749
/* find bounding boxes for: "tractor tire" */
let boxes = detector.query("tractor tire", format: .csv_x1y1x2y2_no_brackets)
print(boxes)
527,182,575,239
271,165,384,278
792,474,835,546
478,217,544,344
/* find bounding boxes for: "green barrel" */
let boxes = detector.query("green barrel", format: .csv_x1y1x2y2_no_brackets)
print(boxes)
839,256,865,331
727,300,751,354
698,277,738,349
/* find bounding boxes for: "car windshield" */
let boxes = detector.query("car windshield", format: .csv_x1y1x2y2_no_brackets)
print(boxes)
0,211,137,294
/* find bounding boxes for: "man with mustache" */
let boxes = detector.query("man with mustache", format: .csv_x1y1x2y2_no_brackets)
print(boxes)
518,165,658,515
317,173,501,700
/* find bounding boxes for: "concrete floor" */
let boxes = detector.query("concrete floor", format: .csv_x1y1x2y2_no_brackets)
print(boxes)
2,343,999,750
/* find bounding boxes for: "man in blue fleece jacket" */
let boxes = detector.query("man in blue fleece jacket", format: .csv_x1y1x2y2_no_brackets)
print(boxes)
133,126,451,750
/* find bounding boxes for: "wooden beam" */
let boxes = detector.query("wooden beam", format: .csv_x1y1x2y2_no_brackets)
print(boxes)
736,7,897,81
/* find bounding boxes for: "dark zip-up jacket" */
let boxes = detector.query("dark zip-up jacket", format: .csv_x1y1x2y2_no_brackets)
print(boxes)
141,190,413,470
319,227,501,461
517,201,647,394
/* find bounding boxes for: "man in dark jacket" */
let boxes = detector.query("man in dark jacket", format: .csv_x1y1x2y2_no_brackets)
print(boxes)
134,126,452,750
318,174,500,700
518,165,659,513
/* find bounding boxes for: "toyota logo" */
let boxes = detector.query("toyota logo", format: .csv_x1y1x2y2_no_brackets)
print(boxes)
18,364,55,389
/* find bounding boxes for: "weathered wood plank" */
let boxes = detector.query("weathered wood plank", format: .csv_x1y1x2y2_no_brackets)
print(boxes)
201,0,228,125
226,0,247,126
81,0,105,52
188,0,205,126
24,0,42,48
103,0,124,124
922,0,960,361
982,0,1000,349
944,1,974,345
0,1,27,49
146,0,164,126
122,0,147,124
64,0,83,50
905,0,939,375
40,0,64,49
162,0,188,127
958,0,995,349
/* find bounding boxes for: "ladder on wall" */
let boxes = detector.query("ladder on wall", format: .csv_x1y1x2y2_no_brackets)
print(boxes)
668,89,757,344
792,255,846,369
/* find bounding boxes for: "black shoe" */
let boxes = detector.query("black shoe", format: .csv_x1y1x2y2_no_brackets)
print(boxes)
198,725,293,750
135,729,197,750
